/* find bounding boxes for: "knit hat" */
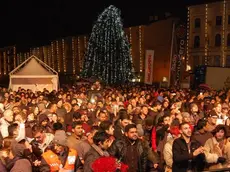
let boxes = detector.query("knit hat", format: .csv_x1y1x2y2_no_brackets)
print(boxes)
53,130,67,146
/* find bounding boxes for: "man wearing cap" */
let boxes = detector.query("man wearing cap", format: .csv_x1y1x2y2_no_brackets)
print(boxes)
206,111,218,132
39,130,78,172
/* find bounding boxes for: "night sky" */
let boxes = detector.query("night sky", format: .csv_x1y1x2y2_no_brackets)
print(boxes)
0,0,221,51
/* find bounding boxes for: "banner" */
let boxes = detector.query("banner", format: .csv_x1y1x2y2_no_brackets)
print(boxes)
170,22,186,86
144,50,154,84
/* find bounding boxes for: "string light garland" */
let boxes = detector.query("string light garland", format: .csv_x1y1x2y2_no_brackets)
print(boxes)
62,39,66,73
7,51,10,72
51,42,55,69
56,40,60,72
43,46,47,64
19,53,22,64
205,4,208,65
37,47,39,58
83,36,87,66
139,26,142,72
3,52,6,75
47,46,51,67
81,5,134,84
78,37,81,71
13,46,16,68
72,37,76,74
0,53,2,75
186,7,190,66
222,0,226,67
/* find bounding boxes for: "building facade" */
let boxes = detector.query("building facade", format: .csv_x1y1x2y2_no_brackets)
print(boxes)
0,17,177,84
187,0,230,70
0,46,16,76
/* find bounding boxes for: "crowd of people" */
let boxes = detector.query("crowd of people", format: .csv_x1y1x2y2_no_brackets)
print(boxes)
0,81,230,172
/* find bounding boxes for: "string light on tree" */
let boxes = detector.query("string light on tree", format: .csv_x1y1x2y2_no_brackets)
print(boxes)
81,5,134,84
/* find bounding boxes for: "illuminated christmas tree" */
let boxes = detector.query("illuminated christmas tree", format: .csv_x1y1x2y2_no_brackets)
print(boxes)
81,5,134,84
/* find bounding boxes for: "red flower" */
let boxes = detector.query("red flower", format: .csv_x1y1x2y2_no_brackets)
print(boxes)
92,156,129,172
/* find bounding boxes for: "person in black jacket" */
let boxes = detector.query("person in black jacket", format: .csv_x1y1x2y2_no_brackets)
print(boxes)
109,124,159,172
172,122,205,172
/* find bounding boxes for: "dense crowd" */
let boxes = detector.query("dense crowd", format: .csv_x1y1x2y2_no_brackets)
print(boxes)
0,81,230,172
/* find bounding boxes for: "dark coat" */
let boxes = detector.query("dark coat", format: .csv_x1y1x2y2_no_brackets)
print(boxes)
113,123,125,140
0,159,7,172
108,137,159,172
172,137,205,172
83,147,101,172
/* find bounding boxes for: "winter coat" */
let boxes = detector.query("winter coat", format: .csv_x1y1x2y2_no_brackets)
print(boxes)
204,137,230,170
10,159,32,172
0,118,10,138
108,137,159,172
163,138,174,171
0,158,7,172
172,137,205,172
83,144,109,172
114,123,125,140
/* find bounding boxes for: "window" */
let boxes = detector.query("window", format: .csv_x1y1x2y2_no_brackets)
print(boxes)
194,36,200,48
215,34,221,47
195,18,201,28
214,56,221,67
227,34,230,46
226,56,230,67
216,16,222,26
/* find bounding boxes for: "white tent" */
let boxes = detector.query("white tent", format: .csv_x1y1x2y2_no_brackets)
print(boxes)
9,55,59,92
